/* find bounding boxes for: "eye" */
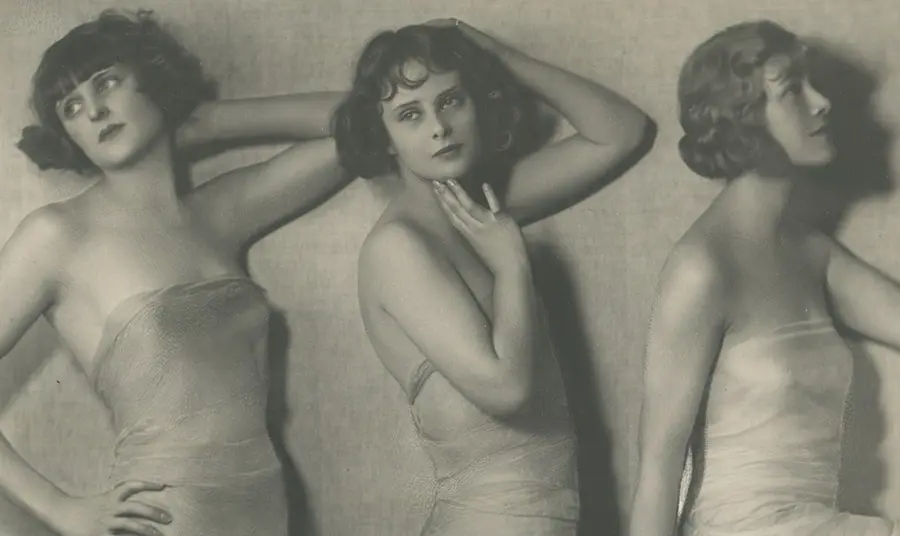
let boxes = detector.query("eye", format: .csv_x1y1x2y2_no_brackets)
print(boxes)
61,99,83,119
440,94,463,109
398,109,420,122
96,74,121,92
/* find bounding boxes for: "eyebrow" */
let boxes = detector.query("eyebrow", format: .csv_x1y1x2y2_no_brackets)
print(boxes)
391,85,462,111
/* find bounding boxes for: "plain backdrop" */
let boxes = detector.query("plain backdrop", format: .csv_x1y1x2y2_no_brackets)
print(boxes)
0,1,898,534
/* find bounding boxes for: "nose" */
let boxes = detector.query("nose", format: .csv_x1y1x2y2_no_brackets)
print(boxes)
85,93,109,122
807,84,831,117
431,112,452,140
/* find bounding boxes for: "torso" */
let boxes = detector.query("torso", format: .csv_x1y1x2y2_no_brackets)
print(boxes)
43,185,243,375
359,206,495,401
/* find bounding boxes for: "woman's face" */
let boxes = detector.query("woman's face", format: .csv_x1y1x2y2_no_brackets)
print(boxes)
761,53,835,168
56,63,166,171
380,60,482,182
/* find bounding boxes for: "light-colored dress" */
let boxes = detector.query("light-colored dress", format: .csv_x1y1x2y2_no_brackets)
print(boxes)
91,277,288,535
405,315,580,536
681,318,899,536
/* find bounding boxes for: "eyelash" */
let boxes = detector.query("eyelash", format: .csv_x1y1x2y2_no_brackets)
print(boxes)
398,95,463,122
60,74,121,118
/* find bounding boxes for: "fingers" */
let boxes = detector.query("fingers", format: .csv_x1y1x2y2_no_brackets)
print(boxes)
435,187,477,233
424,17,460,28
106,517,164,536
482,183,501,214
434,182,483,229
444,180,483,216
115,481,165,502
116,500,172,525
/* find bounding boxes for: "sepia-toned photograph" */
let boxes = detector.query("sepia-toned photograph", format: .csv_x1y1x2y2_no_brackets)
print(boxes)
0,1,898,534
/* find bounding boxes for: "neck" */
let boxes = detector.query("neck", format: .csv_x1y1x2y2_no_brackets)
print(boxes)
725,166,813,235
392,167,459,235
97,133,181,215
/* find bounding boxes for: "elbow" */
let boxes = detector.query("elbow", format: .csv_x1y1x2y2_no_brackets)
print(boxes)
619,111,656,156
482,373,533,417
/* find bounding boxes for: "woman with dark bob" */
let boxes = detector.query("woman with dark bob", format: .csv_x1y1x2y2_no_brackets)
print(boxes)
334,18,650,535
4,9,348,536
631,20,900,536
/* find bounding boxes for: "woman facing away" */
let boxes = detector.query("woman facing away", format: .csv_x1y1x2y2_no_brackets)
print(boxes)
4,9,349,536
630,20,900,536
333,19,650,535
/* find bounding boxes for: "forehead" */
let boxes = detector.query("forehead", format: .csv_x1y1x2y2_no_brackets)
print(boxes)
384,59,462,105
762,53,804,83
55,62,131,96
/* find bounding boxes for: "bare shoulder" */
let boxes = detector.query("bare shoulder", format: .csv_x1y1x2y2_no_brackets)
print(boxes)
359,220,450,304
653,230,730,330
10,201,78,253
360,220,436,284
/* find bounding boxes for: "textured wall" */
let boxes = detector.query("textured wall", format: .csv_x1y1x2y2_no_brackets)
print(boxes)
0,0,898,534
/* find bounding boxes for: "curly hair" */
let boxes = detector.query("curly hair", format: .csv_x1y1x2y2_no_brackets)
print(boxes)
677,20,808,180
17,9,218,175
332,24,540,179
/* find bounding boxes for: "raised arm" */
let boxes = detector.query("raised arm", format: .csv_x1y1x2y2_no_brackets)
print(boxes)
450,19,652,225
361,185,539,416
825,236,900,350
183,92,352,250
629,244,726,536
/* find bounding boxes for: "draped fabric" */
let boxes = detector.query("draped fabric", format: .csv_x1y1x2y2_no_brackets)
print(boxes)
681,319,898,536
90,277,287,535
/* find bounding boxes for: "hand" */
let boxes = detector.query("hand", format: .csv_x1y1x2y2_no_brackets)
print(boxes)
54,481,172,536
421,18,502,55
423,17,464,29
434,180,529,274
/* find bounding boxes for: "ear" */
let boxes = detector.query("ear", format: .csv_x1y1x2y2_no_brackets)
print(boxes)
387,141,397,156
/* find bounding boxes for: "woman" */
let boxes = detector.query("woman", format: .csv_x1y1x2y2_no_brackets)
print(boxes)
6,9,348,536
630,20,900,536
333,19,649,535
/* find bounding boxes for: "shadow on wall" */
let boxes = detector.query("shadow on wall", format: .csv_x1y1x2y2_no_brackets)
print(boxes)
532,240,623,536
804,38,893,514
266,307,319,536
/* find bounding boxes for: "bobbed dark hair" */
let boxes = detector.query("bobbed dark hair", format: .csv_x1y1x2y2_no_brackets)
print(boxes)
331,24,540,180
17,9,218,175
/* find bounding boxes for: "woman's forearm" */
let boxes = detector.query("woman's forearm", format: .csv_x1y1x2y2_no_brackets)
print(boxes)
178,91,346,147
629,454,686,536
488,259,541,413
0,431,67,531
460,24,648,147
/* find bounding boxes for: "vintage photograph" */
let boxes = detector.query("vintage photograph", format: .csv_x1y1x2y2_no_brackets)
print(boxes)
0,1,898,534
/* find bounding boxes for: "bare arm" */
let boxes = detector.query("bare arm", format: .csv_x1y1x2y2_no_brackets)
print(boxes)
453,20,652,225
176,92,344,147
826,237,900,349
185,93,352,250
0,208,173,536
0,208,71,528
362,221,538,416
629,244,726,536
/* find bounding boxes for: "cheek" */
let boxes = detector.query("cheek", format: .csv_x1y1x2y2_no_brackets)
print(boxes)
62,121,93,150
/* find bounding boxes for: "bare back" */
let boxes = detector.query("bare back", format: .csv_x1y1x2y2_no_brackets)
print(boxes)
685,187,834,351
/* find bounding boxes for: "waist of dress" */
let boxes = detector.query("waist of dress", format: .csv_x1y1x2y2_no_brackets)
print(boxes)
431,435,579,519
111,430,281,487
687,446,841,530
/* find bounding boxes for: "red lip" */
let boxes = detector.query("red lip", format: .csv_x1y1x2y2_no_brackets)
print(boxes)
433,143,462,157
99,123,124,142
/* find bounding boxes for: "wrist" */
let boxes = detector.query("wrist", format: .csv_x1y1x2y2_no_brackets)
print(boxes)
495,257,532,279
32,485,71,531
